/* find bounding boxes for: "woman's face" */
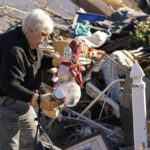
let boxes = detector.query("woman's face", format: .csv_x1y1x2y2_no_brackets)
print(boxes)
27,28,49,49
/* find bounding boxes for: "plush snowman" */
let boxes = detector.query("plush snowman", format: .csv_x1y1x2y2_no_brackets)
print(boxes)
52,39,83,107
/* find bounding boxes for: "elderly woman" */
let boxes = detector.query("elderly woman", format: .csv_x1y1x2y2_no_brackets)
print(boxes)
0,9,61,150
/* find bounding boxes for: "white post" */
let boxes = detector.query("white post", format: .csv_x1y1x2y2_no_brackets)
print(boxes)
130,63,148,150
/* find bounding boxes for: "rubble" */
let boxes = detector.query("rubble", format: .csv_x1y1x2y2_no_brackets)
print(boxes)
1,1,150,149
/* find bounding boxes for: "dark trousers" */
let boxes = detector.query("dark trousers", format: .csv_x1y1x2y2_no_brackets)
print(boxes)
0,96,38,150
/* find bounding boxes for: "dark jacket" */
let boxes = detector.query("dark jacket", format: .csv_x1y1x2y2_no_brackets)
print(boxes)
0,27,53,102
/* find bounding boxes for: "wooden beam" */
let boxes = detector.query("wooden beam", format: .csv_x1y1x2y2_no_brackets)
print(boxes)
86,82,120,117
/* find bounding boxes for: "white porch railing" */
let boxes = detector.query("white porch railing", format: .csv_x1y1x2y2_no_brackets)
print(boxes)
130,63,148,150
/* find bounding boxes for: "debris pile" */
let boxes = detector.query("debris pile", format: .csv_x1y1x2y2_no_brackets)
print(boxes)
1,1,150,149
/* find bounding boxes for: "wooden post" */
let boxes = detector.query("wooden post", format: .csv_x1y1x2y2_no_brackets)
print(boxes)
130,63,148,150
140,143,144,150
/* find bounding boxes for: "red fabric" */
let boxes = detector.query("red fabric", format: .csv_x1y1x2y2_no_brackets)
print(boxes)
54,82,57,86
51,88,55,92
50,98,55,102
54,61,82,86
69,40,81,55
53,67,59,85
61,62,72,66
69,40,82,64
69,65,82,86
63,99,67,103
53,39,83,86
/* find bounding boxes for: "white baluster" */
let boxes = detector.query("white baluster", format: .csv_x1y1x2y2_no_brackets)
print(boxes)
130,63,148,150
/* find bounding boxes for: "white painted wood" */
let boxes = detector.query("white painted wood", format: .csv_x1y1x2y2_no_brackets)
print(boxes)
72,14,79,29
79,79,125,118
130,63,148,150
86,82,120,117
70,13,79,38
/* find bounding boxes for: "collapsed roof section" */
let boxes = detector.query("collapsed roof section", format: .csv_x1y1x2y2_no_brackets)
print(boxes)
71,0,150,16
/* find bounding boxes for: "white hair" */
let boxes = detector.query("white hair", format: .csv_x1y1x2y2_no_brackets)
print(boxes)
22,9,54,34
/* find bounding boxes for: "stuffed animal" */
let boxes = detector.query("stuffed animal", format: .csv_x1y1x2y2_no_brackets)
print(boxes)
43,40,83,118
52,39,83,107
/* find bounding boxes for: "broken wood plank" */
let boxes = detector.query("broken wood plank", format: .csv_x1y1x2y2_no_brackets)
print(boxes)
86,82,120,117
